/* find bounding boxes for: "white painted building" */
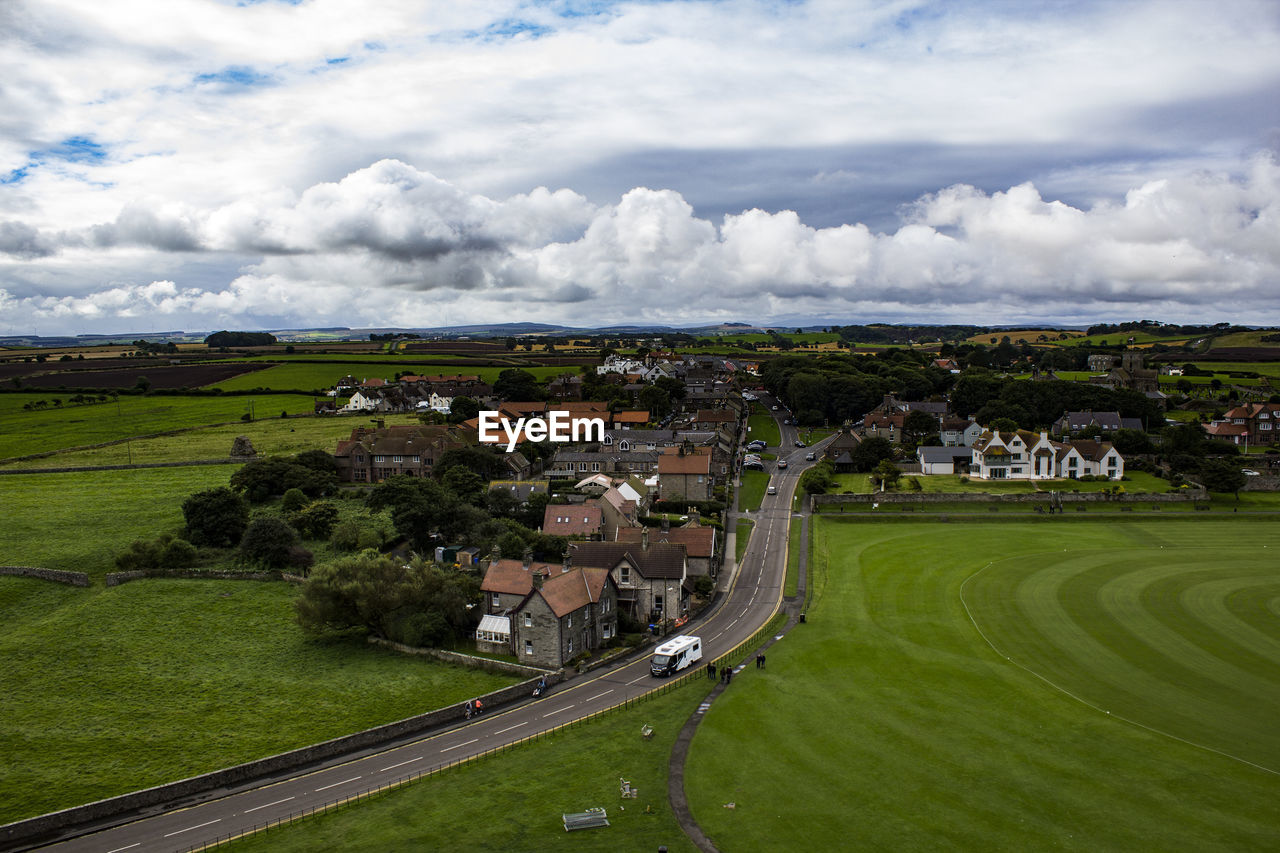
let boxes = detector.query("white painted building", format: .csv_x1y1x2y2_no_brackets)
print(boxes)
970,430,1124,481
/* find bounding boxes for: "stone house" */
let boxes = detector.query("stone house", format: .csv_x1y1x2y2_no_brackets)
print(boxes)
616,518,717,577
568,535,688,625
478,557,618,669
657,445,713,501
332,425,469,483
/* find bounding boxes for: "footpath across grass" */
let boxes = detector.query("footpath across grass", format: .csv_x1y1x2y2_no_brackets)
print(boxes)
0,577,518,824
224,680,711,853
684,517,1280,850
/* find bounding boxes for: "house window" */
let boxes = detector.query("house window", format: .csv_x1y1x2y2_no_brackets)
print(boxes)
567,637,574,655
524,612,532,628
603,434,613,445
620,566,630,584
654,594,664,614
525,640,533,656
491,593,500,608
603,597,610,612
592,463,601,472
568,613,573,628
603,623,612,639
619,440,630,451
411,455,420,463
393,455,403,463
583,516,591,524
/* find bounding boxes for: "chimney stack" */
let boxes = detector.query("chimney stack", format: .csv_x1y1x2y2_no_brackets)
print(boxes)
642,526,649,551
522,548,533,570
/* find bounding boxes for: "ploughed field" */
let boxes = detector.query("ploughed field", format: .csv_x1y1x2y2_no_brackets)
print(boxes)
685,517,1280,851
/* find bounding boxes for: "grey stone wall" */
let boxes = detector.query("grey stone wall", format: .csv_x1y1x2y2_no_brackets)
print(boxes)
104,569,280,587
368,637,551,677
812,488,1205,510
0,566,90,586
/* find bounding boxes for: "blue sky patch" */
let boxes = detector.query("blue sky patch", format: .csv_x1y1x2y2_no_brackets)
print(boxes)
194,65,275,87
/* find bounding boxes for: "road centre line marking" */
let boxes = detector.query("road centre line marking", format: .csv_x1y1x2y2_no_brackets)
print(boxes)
440,738,479,753
106,845,141,853
628,674,649,685
495,722,528,735
163,819,222,838
244,796,295,813
727,618,739,628
542,704,576,717
380,756,421,772
314,775,361,792
585,689,613,702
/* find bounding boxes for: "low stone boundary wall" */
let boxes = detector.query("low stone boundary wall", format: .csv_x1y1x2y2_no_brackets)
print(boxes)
0,671,558,848
104,569,280,587
812,488,1205,510
0,458,240,475
369,637,552,678
0,566,90,587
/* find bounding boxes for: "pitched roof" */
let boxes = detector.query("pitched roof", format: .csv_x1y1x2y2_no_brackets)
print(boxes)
569,541,686,579
542,503,604,536
657,446,712,474
481,559,557,595
616,526,714,558
538,567,613,618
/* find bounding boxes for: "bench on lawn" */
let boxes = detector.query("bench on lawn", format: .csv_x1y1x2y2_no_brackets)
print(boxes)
563,808,609,831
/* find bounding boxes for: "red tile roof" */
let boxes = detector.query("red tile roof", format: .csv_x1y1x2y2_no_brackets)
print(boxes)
542,503,604,537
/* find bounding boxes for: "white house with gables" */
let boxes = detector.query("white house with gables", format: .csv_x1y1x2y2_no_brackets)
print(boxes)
970,430,1124,481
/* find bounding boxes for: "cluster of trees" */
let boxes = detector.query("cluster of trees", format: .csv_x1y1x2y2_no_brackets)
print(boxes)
204,331,278,347
229,450,340,502
949,373,1163,429
295,552,480,647
761,351,953,426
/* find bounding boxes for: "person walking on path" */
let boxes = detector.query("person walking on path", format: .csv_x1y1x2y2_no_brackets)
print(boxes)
760,653,766,669
707,661,716,680
755,654,763,669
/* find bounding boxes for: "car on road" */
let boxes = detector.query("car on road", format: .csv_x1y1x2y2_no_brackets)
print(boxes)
794,440,806,447
777,460,788,469
772,405,779,410
767,485,777,495
805,452,816,461
1244,468,1260,476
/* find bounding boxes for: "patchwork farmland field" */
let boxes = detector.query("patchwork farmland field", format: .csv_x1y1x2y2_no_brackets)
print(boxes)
686,518,1280,851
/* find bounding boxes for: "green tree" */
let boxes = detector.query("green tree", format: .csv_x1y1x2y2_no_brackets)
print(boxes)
849,436,894,473
637,385,672,419
448,395,481,423
493,368,543,401
870,459,902,490
239,517,303,569
1198,458,1247,499
295,552,480,645
182,487,249,548
290,501,341,539
798,462,836,495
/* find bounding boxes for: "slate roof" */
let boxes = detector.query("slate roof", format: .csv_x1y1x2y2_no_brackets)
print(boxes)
616,526,714,559
569,541,686,579
543,503,604,537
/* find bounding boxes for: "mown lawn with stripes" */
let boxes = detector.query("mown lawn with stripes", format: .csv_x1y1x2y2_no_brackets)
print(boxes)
685,518,1280,851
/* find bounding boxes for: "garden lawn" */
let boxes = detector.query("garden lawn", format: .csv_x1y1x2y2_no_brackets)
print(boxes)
0,577,518,824
223,679,709,853
0,393,318,460
2,412,424,469
0,467,237,577
685,517,1280,851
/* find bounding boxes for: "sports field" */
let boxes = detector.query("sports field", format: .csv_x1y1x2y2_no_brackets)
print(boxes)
685,517,1280,850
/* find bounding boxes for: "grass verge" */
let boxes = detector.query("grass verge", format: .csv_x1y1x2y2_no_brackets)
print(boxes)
734,519,754,564
224,680,711,853
784,517,801,598
738,470,769,512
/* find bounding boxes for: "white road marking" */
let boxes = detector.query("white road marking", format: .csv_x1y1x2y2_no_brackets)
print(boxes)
106,844,141,853
380,756,421,772
314,775,361,792
627,674,650,685
244,796,295,813
163,819,221,838
585,689,614,702
727,619,738,628
440,738,479,753
541,704,576,717
739,608,749,617
710,630,725,640
495,721,528,735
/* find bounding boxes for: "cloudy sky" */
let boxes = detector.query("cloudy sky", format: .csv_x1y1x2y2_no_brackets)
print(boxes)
2,0,1279,336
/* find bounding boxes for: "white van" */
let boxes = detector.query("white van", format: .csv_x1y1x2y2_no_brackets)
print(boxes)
650,635,703,677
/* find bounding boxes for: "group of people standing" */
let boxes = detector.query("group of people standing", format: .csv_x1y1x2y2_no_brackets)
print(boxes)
705,653,766,684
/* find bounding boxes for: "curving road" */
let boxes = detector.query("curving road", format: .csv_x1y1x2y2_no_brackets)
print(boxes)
39,399,820,853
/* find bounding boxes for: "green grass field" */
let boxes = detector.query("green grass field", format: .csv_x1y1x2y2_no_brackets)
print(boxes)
684,518,1280,850
0,577,518,824
1,412,424,469
0,393,319,460
784,518,801,597
0,467,237,577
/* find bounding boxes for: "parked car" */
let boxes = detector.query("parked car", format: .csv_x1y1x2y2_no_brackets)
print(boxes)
805,452,816,461
777,460,788,469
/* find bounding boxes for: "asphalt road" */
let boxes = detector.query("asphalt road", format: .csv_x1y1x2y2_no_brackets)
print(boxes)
40,400,817,853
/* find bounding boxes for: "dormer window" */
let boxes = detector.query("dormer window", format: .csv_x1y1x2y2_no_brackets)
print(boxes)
604,434,613,445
